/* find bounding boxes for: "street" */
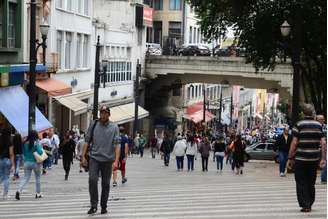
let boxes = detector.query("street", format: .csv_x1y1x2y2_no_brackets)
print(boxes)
0,150,326,219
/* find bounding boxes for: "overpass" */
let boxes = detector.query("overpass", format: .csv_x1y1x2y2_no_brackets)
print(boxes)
145,56,293,98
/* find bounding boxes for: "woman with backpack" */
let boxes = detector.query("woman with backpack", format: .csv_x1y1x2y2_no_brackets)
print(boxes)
0,128,14,200
16,130,43,200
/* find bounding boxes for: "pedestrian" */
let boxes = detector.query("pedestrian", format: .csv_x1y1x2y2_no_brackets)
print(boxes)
160,133,173,166
214,137,226,173
40,132,52,175
127,135,134,158
199,137,211,172
81,106,120,215
76,132,85,173
0,128,14,200
138,133,146,158
49,129,60,165
231,135,245,175
112,127,128,187
173,135,187,171
60,130,76,180
274,126,292,177
15,130,43,200
186,136,197,171
150,134,158,159
287,104,326,212
134,133,140,155
12,133,23,180
316,114,327,184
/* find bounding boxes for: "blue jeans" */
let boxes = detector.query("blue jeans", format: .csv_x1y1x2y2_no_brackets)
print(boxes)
18,161,42,194
176,156,184,170
164,153,170,166
14,154,23,177
0,158,12,195
321,163,327,183
53,148,59,164
43,155,52,169
279,151,288,173
186,155,194,171
216,155,224,170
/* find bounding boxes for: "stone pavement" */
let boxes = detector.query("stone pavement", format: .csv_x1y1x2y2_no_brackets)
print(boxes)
0,150,326,219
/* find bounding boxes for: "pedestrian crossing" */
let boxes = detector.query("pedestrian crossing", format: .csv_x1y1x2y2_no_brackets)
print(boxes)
0,151,326,219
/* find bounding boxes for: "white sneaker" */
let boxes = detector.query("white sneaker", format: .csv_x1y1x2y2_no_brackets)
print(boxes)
280,173,285,177
3,194,8,200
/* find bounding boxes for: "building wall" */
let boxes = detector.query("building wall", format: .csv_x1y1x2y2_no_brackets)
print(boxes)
93,0,147,105
0,0,24,64
49,0,93,92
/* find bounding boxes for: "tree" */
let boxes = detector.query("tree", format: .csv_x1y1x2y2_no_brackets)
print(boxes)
188,0,326,115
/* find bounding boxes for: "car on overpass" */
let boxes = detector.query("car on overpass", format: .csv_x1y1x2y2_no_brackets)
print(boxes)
146,43,162,56
244,142,279,163
177,44,211,56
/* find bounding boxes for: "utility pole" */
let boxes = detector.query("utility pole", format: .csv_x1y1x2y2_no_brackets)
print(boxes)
92,36,101,120
230,91,233,127
133,60,141,138
28,0,37,135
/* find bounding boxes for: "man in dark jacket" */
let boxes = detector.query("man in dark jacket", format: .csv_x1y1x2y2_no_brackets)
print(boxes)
274,127,292,177
160,133,173,166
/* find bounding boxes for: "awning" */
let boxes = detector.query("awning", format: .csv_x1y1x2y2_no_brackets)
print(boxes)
55,96,88,116
36,78,72,97
0,86,53,137
183,110,216,124
108,103,149,125
256,113,263,120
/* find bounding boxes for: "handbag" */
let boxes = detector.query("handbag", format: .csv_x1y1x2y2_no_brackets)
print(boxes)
34,148,48,163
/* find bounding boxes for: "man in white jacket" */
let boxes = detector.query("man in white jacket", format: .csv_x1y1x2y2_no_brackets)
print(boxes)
173,136,187,171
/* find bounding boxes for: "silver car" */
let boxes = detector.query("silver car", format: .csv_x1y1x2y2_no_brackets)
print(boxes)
244,142,279,163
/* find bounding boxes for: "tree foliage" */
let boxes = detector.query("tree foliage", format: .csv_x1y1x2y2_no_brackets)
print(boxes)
188,0,326,115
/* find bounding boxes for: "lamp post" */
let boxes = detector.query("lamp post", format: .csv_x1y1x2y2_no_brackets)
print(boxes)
280,11,301,126
133,59,141,138
202,83,206,129
218,84,223,128
92,36,101,120
28,0,49,136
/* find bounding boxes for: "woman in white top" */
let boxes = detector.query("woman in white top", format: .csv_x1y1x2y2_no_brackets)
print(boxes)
186,136,198,171
173,136,187,171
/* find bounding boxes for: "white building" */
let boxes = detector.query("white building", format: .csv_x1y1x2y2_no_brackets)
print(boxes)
92,0,150,135
27,0,94,133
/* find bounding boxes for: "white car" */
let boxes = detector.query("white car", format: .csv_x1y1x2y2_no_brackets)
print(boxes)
146,43,162,55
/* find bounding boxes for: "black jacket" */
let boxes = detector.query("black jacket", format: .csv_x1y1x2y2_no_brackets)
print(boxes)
274,134,292,152
160,138,173,154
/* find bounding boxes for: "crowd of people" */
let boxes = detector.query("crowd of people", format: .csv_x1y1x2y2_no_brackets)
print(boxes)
0,103,326,215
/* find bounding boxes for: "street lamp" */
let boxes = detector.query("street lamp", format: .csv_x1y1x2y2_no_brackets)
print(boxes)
28,0,49,138
280,14,301,126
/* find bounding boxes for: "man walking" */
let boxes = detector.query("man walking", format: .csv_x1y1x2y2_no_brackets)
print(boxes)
160,133,173,166
82,106,120,215
274,126,292,177
112,127,129,187
287,104,326,213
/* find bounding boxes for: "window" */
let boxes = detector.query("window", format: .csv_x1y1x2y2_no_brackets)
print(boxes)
168,22,181,39
169,0,181,10
0,1,3,47
66,0,72,11
189,26,192,43
197,28,200,43
193,27,196,43
83,35,89,67
76,34,82,68
65,32,72,69
78,0,83,13
266,144,274,151
56,0,63,8
8,3,16,48
154,0,163,10
56,31,63,68
84,0,88,15
255,144,265,150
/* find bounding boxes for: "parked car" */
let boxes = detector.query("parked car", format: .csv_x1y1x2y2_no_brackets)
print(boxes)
214,46,246,57
146,43,162,56
244,142,279,163
177,44,211,56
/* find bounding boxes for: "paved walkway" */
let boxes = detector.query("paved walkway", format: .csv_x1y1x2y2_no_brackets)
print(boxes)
0,151,326,219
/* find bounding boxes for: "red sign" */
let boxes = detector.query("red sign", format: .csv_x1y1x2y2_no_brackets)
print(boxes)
143,7,153,27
